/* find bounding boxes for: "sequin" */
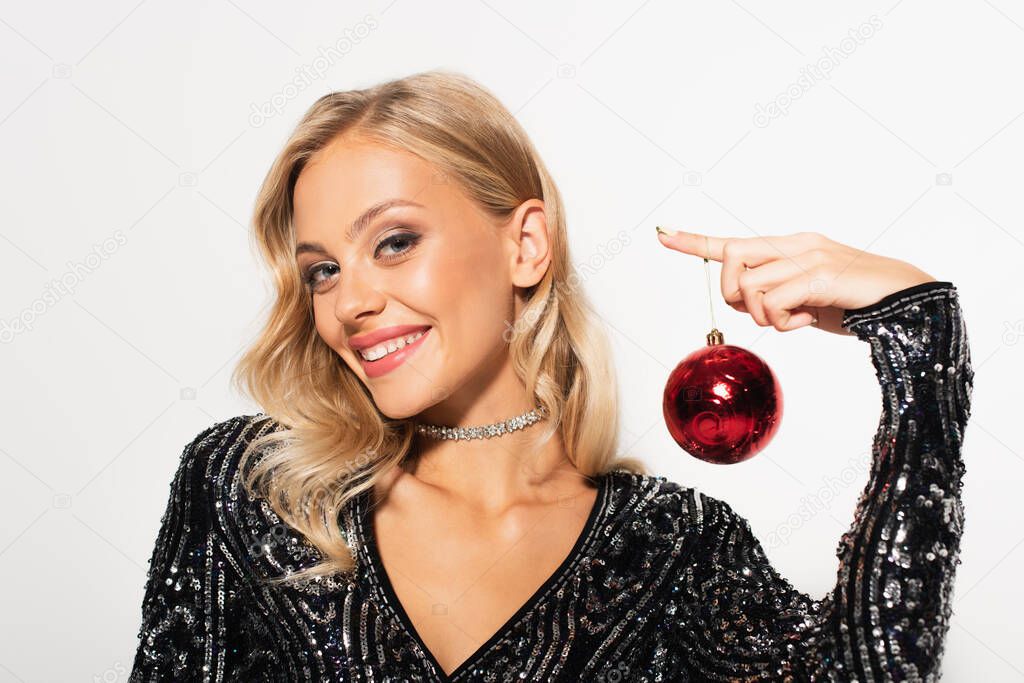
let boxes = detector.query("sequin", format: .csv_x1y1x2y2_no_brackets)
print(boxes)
129,280,973,682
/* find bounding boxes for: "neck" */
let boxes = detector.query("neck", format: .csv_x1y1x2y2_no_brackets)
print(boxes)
394,351,593,512
403,407,586,515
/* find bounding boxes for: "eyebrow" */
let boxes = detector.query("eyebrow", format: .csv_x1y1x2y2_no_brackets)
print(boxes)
294,198,425,257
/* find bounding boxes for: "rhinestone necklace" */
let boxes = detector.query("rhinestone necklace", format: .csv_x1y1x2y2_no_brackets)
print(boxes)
414,404,547,441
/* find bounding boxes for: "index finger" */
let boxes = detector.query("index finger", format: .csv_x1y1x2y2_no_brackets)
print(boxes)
656,228,729,262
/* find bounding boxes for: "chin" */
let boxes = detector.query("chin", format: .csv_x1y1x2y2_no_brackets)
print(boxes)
369,391,434,422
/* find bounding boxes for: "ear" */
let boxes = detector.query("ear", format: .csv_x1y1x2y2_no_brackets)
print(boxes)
507,198,551,288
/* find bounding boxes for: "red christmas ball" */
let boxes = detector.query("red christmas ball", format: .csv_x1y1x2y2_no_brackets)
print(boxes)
662,341,783,464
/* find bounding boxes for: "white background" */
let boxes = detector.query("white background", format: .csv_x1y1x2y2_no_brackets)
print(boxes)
0,1,1020,680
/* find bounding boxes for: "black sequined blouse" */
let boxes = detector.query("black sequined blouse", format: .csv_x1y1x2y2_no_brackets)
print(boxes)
129,280,974,682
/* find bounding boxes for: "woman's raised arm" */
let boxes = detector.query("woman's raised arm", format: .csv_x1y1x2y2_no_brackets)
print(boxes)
670,280,974,680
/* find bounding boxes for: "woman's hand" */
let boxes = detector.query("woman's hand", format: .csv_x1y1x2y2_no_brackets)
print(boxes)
655,228,936,336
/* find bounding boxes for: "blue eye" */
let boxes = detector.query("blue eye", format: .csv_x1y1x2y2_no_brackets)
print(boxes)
304,262,339,289
375,232,419,260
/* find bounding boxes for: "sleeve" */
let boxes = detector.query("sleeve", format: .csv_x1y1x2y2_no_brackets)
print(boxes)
673,280,975,681
129,418,253,682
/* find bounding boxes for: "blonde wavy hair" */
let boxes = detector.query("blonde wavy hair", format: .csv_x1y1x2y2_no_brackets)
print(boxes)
231,69,648,588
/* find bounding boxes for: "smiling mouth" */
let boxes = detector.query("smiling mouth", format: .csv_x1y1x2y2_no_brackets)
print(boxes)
357,328,430,361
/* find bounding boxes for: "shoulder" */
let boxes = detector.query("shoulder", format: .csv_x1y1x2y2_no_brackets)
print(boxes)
593,471,758,598
183,416,356,591
172,414,301,564
182,412,282,456
602,469,747,538
172,413,287,509
179,412,285,472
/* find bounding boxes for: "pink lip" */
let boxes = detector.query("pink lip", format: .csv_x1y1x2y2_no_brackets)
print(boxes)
357,327,431,379
348,324,432,351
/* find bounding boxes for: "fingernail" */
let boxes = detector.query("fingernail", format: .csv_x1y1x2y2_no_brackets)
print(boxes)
655,225,677,237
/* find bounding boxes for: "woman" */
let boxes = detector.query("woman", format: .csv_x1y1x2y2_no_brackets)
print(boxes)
128,70,974,682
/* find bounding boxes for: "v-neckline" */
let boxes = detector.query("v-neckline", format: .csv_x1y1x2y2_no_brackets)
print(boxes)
355,472,612,681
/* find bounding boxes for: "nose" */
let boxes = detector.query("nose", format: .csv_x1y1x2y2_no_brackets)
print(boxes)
331,261,388,328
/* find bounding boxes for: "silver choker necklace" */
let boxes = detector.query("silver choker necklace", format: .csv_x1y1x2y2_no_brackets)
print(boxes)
414,405,547,441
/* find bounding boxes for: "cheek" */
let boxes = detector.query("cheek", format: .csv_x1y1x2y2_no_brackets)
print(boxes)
439,235,513,333
311,298,348,355
311,299,332,335
437,229,508,290
397,241,483,309
419,241,506,310
438,264,513,345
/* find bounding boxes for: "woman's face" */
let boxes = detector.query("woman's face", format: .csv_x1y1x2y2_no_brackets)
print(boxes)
292,135,549,420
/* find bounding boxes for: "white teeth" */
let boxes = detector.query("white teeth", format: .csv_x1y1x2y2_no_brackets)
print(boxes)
359,330,426,361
